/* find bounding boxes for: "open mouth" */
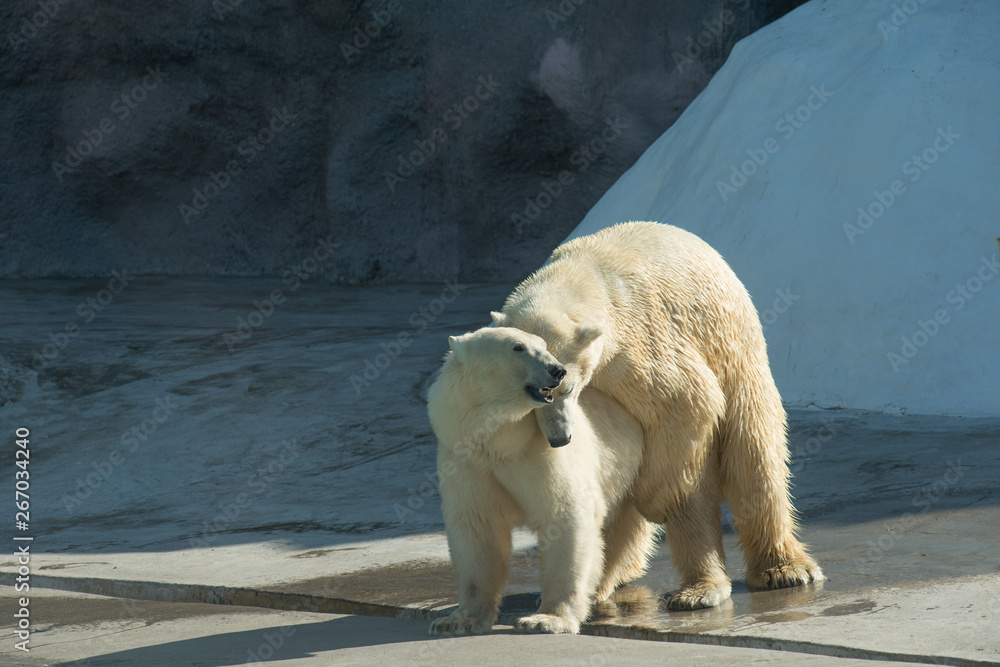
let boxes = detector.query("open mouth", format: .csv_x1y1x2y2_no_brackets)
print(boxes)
526,385,556,404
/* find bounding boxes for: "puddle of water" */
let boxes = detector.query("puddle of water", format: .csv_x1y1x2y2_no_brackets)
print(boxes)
821,600,877,616
755,610,814,623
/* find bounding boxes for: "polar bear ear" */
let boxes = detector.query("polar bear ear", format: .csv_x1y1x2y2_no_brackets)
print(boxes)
490,311,507,327
448,335,468,363
574,325,603,346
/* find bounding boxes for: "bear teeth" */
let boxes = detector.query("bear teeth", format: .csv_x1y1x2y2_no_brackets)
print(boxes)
527,386,555,403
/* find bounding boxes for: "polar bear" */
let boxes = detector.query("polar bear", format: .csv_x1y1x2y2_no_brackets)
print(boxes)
490,221,823,610
427,326,657,636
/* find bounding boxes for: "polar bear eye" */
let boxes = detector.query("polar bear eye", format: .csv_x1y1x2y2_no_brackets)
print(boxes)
513,344,525,352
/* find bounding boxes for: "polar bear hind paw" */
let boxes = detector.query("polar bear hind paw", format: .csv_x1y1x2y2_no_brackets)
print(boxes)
514,613,580,634
750,559,825,590
428,612,492,636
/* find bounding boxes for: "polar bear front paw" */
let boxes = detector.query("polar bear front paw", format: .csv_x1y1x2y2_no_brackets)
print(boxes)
514,613,580,634
666,580,732,610
428,612,492,636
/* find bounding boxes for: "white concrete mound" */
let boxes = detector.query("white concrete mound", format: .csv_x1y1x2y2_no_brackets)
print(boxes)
566,0,999,417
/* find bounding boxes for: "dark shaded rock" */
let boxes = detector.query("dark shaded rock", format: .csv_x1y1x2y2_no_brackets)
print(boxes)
0,0,806,282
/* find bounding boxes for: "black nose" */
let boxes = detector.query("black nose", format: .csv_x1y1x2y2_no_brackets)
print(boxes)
548,434,571,448
550,365,567,382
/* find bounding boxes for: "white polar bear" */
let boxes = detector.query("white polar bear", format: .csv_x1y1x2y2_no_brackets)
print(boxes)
491,221,823,610
427,327,657,636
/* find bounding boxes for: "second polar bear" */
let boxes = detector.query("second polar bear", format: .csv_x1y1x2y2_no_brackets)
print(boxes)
427,327,657,636
492,221,823,610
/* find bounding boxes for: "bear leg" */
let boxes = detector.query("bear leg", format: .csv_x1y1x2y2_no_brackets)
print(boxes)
514,512,604,634
719,376,825,591
663,463,732,611
595,501,657,602
430,468,516,636
626,358,730,611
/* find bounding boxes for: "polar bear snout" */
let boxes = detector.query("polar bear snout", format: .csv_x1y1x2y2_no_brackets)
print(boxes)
525,364,564,404
536,394,577,448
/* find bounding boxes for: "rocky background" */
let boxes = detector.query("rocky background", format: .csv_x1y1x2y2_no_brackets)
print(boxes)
0,0,805,283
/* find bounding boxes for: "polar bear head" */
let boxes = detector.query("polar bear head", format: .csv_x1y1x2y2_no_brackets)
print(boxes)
489,310,604,448
447,327,568,418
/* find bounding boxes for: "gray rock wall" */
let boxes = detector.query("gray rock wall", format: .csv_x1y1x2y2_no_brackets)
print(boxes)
0,0,805,282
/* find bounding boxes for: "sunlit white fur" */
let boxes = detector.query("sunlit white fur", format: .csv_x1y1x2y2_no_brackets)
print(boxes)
427,327,656,636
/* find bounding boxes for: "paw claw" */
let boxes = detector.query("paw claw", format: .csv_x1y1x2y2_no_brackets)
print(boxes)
749,560,825,590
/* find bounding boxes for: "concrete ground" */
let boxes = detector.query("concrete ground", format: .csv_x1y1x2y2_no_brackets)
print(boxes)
0,587,933,667
1,278,998,666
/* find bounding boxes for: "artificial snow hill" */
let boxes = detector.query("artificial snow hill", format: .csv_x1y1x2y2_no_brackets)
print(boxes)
568,0,999,417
